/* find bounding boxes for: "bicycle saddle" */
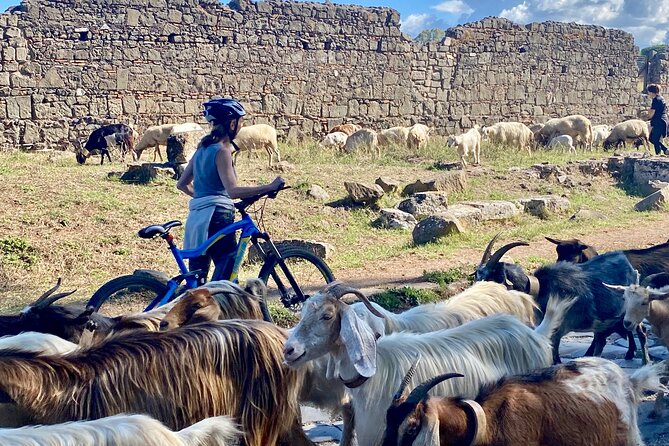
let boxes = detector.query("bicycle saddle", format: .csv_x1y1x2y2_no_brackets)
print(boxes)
138,220,182,239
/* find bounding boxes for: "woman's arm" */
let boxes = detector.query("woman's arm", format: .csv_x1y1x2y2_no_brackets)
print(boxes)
647,108,656,120
216,148,284,199
176,160,195,197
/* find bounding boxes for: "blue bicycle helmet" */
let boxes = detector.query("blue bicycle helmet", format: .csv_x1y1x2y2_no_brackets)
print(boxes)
202,98,247,123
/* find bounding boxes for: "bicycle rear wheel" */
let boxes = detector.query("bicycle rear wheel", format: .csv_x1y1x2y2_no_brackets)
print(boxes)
258,247,335,308
87,274,169,316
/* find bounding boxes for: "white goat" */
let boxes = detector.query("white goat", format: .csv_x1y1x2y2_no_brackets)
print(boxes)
537,115,593,150
378,126,410,148
283,283,558,446
592,124,612,147
547,134,576,153
320,131,348,150
447,127,481,166
0,414,239,446
343,129,379,155
407,124,430,151
350,281,536,337
0,332,78,355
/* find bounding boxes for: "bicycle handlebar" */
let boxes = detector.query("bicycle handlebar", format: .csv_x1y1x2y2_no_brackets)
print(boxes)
234,186,291,212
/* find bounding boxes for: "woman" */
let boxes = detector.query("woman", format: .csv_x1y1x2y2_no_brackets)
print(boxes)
646,84,669,155
176,98,284,284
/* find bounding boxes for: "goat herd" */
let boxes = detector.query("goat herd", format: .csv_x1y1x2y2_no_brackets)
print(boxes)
0,232,666,445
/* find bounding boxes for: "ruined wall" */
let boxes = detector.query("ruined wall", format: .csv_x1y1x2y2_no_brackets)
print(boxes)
0,0,643,150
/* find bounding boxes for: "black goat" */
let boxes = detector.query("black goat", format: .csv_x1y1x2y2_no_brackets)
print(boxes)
545,237,599,263
475,235,638,363
77,124,135,165
0,279,110,343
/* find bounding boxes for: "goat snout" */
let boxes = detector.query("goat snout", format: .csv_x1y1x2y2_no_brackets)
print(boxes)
623,319,634,331
282,342,306,366
159,320,170,331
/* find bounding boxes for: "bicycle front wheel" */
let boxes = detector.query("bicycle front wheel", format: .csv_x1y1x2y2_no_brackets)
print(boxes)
258,247,335,308
87,274,169,316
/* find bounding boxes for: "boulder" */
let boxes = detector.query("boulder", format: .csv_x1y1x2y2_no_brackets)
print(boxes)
461,200,520,221
634,187,669,212
247,239,334,263
402,170,467,196
344,181,384,205
397,192,448,218
375,176,399,194
441,204,482,227
307,184,329,201
412,215,465,245
517,196,570,219
532,163,565,180
373,208,417,230
569,209,606,221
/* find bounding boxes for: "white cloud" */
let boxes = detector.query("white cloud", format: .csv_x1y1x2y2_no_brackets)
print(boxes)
498,0,669,47
401,13,434,36
432,0,474,15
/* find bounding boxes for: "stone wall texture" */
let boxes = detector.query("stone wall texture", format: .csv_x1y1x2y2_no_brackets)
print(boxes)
0,0,645,150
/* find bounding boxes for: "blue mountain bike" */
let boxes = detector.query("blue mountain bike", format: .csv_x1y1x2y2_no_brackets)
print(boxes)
86,188,334,320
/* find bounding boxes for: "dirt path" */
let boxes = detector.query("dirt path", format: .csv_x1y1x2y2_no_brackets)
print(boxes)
336,213,669,290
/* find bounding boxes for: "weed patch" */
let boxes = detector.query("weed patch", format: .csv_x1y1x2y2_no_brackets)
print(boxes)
371,286,442,312
0,237,38,268
423,267,472,286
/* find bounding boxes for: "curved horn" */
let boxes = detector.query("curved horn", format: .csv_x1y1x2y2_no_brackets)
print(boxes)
545,236,562,245
323,282,385,319
461,399,487,446
479,233,501,266
392,354,421,404
31,278,63,308
39,289,77,308
486,241,529,269
405,372,464,405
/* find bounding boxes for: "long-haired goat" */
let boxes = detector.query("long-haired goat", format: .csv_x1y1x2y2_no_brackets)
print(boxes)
474,235,638,363
0,320,312,446
349,281,537,337
0,279,111,343
605,271,669,418
0,332,78,356
283,282,560,446
0,414,239,446
383,357,665,446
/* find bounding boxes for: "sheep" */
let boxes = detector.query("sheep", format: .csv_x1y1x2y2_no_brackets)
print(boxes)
134,124,177,162
535,115,593,150
547,134,576,153
447,127,481,166
320,131,348,150
234,123,281,167
604,119,650,152
378,126,410,148
407,124,430,151
545,236,599,263
0,320,312,446
528,123,544,134
480,122,533,155
592,124,612,146
0,332,78,355
343,128,379,155
604,271,669,417
474,235,638,363
77,124,135,165
349,281,537,337
283,282,555,446
329,123,361,136
383,356,666,446
0,414,239,446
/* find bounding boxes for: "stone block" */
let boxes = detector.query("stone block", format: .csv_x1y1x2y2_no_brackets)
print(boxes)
6,96,31,119
374,208,417,230
344,181,384,205
634,187,669,212
412,215,464,245
441,204,482,227
518,196,571,219
127,9,141,26
402,170,467,196
462,200,520,221
397,192,448,219
307,184,329,201
375,176,399,194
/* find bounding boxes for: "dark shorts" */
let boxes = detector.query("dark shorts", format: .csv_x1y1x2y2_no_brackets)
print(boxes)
189,206,237,283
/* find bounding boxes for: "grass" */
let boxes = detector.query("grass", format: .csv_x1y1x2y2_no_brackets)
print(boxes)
0,139,665,309
423,267,472,286
370,286,442,312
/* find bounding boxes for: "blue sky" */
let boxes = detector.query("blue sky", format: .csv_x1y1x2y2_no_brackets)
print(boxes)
1,0,666,47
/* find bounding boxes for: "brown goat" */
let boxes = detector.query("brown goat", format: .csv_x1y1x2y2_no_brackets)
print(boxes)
383,357,662,446
0,320,312,446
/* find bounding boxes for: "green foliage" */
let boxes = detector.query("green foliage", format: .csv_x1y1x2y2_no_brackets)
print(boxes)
268,302,299,328
423,267,471,286
414,28,446,44
0,237,38,268
371,286,441,312
641,45,667,57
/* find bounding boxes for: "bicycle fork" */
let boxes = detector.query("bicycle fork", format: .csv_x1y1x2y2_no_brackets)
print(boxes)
253,235,307,307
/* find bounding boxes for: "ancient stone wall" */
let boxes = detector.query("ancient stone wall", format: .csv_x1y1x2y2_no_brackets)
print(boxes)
0,0,644,150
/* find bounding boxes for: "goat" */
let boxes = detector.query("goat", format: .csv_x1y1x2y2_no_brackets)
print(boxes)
283,282,556,446
349,281,537,337
0,320,312,446
77,124,135,165
474,234,638,363
0,414,239,446
383,356,666,446
0,279,111,343
0,332,78,355
545,236,599,263
605,271,669,417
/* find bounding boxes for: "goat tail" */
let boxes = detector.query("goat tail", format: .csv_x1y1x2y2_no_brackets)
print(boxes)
176,416,240,445
630,362,668,400
534,294,578,339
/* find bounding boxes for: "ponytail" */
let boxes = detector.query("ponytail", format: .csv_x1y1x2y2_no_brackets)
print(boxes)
197,117,239,150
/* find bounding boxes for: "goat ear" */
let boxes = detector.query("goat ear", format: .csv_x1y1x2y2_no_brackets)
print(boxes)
545,237,560,245
602,283,627,294
339,304,377,378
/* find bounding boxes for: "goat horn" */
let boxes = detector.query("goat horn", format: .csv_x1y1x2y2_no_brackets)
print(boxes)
405,372,464,405
486,241,529,269
460,399,487,446
545,236,562,245
31,278,63,308
392,354,421,405
41,289,77,308
479,233,501,266
323,282,385,319
635,270,640,286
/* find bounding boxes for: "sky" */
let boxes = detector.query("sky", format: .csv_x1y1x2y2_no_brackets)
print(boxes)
0,0,666,48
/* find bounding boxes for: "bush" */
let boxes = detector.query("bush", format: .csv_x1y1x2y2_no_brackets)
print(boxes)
371,286,441,312
0,237,38,268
